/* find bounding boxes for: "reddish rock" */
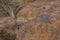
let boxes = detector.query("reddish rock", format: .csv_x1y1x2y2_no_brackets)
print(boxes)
17,0,60,40
0,17,17,40
0,17,16,29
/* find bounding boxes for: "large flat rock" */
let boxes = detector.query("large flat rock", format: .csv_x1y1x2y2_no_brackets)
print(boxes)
17,0,60,40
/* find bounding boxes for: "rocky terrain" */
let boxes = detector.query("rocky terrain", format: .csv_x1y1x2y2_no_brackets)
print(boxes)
0,0,60,40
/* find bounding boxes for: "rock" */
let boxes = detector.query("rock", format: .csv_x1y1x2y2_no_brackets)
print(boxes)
0,17,17,40
0,17,16,29
17,0,60,40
